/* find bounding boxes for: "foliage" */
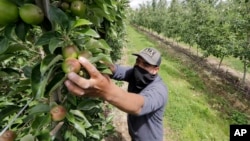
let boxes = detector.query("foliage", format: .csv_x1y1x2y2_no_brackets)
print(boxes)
0,0,128,140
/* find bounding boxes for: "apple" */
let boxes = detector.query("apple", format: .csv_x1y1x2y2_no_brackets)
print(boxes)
50,105,67,121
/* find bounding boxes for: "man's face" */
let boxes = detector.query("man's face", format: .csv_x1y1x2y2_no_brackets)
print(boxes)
135,57,159,75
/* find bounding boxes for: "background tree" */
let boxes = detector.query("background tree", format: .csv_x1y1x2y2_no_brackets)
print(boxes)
129,0,249,84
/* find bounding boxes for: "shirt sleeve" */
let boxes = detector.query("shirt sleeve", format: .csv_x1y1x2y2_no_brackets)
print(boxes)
112,64,133,81
139,84,168,116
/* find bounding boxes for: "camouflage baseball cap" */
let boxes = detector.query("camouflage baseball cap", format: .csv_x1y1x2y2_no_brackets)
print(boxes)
132,47,161,66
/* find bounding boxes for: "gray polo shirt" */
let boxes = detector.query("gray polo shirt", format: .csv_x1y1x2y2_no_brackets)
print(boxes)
112,65,168,141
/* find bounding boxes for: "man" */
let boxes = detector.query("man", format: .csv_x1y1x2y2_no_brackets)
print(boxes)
64,47,168,141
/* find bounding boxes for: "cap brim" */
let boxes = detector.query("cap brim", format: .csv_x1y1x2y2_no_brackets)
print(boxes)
132,53,156,65
132,53,144,59
132,53,139,56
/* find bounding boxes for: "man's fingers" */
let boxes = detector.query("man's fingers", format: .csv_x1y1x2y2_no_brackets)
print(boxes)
64,80,85,96
67,72,91,89
78,57,101,78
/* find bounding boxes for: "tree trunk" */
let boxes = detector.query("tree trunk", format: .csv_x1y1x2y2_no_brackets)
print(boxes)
242,59,247,85
218,55,224,69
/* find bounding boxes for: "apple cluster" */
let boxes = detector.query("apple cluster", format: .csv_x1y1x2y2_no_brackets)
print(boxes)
61,45,92,75
61,45,81,74
0,0,44,27
59,0,86,18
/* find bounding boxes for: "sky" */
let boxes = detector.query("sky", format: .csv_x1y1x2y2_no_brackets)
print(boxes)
129,0,152,9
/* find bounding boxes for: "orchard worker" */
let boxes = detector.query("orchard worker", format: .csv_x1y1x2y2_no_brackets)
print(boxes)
64,47,168,141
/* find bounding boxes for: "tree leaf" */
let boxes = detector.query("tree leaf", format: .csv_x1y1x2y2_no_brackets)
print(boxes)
0,38,9,54
66,113,86,136
99,39,112,52
77,99,99,111
73,19,92,28
70,110,91,128
22,66,32,78
70,110,85,119
35,31,61,46
0,54,13,61
0,105,20,121
91,7,114,22
49,5,69,30
4,44,26,54
10,79,31,94
66,94,77,106
38,68,55,99
31,63,41,98
4,24,16,41
36,130,51,141
31,63,55,99
72,120,87,137
32,115,50,134
108,27,117,38
0,68,20,76
29,104,50,115
88,15,103,27
87,129,101,140
77,28,100,38
65,131,78,141
9,0,23,6
15,21,31,41
45,72,66,97
40,54,63,75
49,38,64,54
89,53,112,65
20,134,36,141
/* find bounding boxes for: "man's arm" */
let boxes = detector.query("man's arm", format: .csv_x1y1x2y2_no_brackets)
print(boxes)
64,57,144,115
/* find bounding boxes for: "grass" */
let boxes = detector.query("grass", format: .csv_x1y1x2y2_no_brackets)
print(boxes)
160,55,230,141
223,56,250,74
124,25,242,141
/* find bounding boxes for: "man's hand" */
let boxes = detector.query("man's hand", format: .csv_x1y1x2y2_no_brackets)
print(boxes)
64,57,144,115
64,57,113,99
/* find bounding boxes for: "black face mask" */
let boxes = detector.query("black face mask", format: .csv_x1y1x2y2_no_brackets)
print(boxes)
133,65,157,89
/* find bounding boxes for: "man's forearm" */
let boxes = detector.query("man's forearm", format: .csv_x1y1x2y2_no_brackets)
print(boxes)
104,83,144,115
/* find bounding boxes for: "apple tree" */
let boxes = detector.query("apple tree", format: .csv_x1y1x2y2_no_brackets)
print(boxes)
0,0,128,140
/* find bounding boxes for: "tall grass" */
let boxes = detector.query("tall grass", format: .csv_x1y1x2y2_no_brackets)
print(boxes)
125,25,232,141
